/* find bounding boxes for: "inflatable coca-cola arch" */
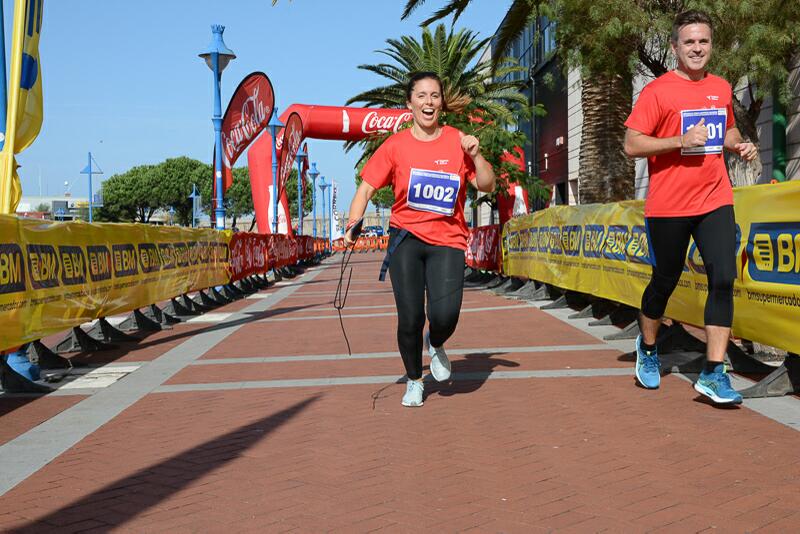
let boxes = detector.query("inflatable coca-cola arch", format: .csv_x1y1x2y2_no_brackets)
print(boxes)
247,104,528,235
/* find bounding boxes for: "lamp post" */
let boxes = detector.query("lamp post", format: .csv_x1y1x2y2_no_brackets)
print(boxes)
295,146,306,235
80,152,102,223
198,24,235,231
268,109,284,233
307,162,319,238
318,176,330,251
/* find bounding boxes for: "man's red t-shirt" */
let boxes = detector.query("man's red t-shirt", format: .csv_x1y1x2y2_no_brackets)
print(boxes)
625,71,735,217
361,126,476,250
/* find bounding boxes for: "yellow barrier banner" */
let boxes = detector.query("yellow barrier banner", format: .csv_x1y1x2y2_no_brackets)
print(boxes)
0,216,231,351
503,181,800,355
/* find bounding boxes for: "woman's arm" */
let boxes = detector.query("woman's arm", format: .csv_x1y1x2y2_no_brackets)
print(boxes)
461,134,496,193
344,181,377,244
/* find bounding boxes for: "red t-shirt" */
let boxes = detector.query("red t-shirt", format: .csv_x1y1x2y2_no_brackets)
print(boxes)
625,71,735,217
361,126,476,250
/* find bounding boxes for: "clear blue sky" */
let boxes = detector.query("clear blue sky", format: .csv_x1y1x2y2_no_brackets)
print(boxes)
14,0,509,214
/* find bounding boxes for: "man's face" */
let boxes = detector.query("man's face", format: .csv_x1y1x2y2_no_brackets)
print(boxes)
671,23,712,74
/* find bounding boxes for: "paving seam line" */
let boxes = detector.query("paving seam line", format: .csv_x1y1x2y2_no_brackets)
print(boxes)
0,263,331,496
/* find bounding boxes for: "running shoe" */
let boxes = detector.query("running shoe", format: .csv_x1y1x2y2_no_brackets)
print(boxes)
402,379,424,407
424,331,451,382
634,334,661,389
694,363,743,404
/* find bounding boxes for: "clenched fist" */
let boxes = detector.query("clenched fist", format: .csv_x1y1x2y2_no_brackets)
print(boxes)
460,132,481,159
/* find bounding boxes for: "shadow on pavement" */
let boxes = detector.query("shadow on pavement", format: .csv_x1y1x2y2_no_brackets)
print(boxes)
431,352,520,398
10,395,322,533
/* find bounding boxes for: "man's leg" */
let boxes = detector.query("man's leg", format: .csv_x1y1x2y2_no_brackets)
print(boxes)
635,216,693,388
691,205,741,404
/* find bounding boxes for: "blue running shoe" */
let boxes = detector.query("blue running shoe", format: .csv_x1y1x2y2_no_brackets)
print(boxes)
635,334,661,389
694,363,743,404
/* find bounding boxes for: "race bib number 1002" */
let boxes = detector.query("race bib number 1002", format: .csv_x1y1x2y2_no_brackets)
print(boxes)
680,108,726,155
407,168,461,216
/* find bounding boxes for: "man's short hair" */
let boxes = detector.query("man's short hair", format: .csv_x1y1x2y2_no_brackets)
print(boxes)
671,10,713,43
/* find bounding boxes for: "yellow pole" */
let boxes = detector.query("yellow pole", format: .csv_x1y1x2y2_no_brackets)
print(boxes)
0,0,27,213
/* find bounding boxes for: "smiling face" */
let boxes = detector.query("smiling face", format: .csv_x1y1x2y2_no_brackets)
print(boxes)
406,77,443,130
671,23,712,78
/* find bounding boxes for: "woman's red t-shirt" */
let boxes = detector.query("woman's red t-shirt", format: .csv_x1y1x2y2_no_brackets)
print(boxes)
361,126,476,250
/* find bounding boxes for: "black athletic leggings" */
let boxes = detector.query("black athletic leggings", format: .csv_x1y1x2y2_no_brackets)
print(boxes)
641,205,736,327
388,231,465,380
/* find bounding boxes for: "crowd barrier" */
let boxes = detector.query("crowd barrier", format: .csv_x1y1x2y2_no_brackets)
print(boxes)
331,235,389,253
0,215,328,391
502,180,800,357
466,224,501,272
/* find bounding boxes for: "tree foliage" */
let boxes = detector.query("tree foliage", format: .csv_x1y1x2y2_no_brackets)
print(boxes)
348,22,547,206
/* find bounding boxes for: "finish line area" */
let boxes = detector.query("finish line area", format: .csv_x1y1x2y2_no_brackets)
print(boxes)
1,253,798,532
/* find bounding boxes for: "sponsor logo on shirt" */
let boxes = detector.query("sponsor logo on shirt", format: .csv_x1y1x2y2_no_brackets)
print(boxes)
434,159,449,165
706,95,719,101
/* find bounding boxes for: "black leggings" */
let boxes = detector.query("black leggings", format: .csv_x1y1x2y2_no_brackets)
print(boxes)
388,232,465,380
641,205,736,327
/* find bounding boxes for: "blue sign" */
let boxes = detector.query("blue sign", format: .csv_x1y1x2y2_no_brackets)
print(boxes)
407,168,460,216
680,108,726,155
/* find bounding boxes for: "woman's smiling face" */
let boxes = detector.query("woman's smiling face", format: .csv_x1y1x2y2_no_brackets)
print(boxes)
406,77,443,129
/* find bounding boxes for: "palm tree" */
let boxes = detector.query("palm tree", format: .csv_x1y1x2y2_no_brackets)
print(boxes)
347,23,528,124
402,0,638,204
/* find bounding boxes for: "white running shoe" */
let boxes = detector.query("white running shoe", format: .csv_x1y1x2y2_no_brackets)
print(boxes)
425,331,452,382
401,379,424,407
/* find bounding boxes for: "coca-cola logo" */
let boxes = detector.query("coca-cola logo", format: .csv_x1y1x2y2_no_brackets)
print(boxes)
361,111,412,134
222,86,270,166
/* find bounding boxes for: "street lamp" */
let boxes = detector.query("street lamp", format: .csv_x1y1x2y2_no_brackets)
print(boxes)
307,162,319,238
318,176,330,250
295,146,306,235
268,109,284,233
198,24,236,230
80,152,102,223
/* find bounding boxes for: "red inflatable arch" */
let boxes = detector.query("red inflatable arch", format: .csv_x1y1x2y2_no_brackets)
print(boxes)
247,104,527,234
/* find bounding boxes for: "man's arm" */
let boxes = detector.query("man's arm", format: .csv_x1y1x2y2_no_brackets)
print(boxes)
624,119,708,158
724,126,758,161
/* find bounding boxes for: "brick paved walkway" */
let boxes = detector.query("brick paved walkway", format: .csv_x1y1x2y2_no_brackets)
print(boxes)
1,252,799,533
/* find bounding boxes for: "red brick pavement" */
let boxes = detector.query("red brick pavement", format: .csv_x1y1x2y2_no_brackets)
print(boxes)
1,253,799,533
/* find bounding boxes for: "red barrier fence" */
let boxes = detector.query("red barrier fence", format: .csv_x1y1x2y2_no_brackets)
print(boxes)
331,235,389,253
229,233,326,281
466,224,501,272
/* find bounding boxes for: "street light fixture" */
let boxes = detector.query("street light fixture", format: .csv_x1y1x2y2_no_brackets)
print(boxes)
198,24,236,231
80,152,102,223
307,162,320,238
268,109,284,233
318,176,330,251
295,146,307,235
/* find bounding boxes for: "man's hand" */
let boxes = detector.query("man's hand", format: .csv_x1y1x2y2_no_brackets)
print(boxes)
734,141,758,161
682,118,708,148
460,132,481,159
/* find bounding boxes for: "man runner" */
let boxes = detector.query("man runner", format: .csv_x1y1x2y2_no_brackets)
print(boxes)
623,10,758,404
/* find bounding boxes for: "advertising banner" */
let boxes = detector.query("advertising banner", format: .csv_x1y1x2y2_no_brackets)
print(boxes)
466,225,501,271
502,181,800,355
267,234,297,269
228,232,268,282
219,72,275,192
0,217,230,351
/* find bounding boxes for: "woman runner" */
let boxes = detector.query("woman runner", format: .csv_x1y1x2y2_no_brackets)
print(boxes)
344,72,496,407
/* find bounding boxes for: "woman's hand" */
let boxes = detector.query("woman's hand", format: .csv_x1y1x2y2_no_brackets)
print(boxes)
460,133,481,159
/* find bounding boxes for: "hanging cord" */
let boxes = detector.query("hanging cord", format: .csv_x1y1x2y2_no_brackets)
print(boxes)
333,218,363,356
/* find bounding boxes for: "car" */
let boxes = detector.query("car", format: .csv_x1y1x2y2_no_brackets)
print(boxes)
362,225,385,237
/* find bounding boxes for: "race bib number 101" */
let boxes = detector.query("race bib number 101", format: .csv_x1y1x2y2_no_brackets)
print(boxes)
680,108,726,155
407,168,461,216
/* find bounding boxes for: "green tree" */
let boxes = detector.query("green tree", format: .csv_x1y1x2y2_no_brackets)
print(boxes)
158,157,211,226
96,164,162,222
34,202,50,213
403,0,800,193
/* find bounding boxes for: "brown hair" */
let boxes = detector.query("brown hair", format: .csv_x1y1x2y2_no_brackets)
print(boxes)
671,10,713,43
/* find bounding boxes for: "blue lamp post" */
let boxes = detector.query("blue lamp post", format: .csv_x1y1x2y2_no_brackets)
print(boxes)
319,176,330,251
80,152,102,223
268,109,284,233
295,146,307,235
199,24,236,231
307,163,320,238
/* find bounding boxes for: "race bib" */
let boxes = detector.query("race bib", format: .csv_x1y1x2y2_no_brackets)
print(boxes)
407,168,461,216
680,108,726,155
